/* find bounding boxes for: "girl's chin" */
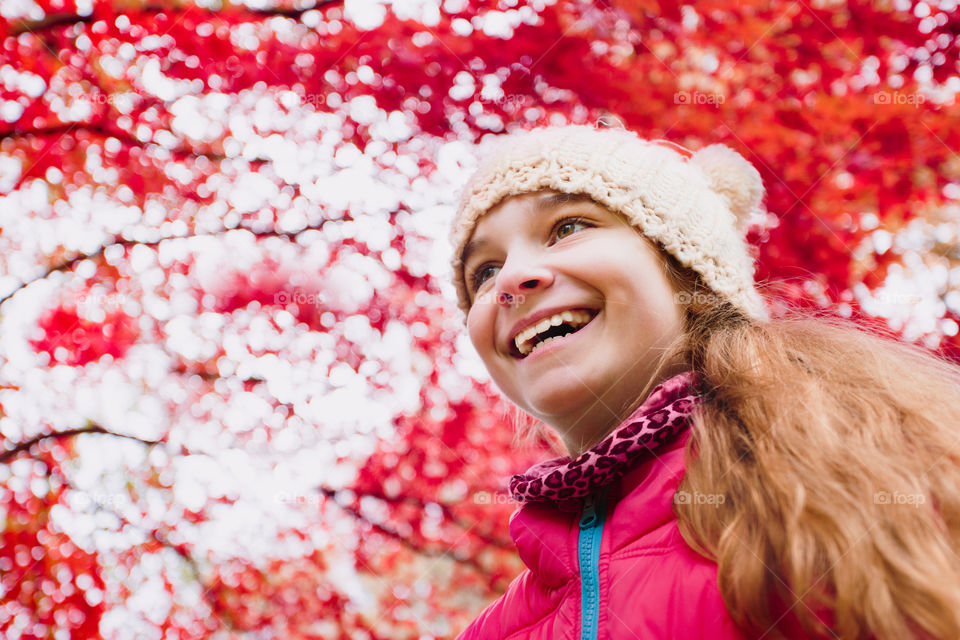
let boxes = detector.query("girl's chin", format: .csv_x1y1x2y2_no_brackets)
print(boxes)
519,385,598,425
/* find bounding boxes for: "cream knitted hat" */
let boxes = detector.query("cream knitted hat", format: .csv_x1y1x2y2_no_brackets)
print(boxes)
449,124,769,322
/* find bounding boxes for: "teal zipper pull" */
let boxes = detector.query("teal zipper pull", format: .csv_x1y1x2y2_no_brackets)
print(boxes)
578,487,609,640
579,493,598,528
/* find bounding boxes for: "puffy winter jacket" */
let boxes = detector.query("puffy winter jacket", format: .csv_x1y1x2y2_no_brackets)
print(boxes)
456,425,749,640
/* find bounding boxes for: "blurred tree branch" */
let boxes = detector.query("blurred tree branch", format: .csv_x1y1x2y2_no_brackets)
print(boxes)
0,420,164,464
9,1,346,36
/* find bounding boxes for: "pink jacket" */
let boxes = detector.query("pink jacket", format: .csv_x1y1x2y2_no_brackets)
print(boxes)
456,426,749,640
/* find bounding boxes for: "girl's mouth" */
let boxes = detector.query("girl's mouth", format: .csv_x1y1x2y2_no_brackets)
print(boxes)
510,309,600,360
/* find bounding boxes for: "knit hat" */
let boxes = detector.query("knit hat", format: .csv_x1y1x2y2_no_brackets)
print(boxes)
449,124,769,322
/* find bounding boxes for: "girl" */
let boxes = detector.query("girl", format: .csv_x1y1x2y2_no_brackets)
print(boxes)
447,124,960,640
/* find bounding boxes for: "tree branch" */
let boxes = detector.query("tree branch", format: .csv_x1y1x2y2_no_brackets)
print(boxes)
0,226,302,308
0,204,415,309
333,485,516,551
10,1,346,36
0,421,163,464
318,487,515,592
0,124,237,163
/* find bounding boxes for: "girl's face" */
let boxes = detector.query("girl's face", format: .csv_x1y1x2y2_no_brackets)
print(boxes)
462,191,688,455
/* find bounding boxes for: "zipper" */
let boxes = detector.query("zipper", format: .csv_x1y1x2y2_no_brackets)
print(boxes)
578,485,609,640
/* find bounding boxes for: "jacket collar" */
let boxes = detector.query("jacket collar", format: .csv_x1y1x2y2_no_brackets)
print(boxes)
508,370,703,504
507,405,697,589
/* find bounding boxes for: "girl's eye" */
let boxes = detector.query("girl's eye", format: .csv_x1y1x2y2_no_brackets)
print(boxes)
554,217,591,241
470,264,500,292
469,218,592,291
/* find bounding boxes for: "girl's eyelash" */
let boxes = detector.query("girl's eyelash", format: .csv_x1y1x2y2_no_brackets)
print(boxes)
467,216,594,292
552,216,591,238
469,262,496,292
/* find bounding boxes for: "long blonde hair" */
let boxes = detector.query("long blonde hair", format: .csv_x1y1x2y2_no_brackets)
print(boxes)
513,250,960,639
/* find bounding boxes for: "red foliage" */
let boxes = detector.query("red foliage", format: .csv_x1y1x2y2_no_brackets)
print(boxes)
0,455,104,639
1,0,959,637
31,305,139,367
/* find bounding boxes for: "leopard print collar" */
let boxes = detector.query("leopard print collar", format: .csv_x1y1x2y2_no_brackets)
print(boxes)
508,370,702,503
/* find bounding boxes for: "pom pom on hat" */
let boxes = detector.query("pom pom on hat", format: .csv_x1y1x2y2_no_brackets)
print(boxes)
690,144,765,232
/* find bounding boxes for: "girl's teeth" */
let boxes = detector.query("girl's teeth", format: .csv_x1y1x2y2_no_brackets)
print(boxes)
514,309,596,355
530,336,558,354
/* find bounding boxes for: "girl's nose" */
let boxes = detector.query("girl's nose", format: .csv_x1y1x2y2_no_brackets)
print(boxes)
494,253,554,307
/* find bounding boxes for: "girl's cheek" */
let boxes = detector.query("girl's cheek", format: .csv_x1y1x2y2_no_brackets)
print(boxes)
467,303,498,357
465,308,486,351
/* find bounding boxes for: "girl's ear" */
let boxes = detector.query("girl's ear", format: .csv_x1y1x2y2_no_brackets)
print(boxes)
690,144,765,232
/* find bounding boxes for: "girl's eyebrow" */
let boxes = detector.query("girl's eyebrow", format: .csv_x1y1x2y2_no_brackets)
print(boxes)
461,193,597,266
533,192,596,212
461,236,491,268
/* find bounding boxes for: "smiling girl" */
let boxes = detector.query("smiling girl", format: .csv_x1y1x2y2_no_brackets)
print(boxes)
449,125,960,639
